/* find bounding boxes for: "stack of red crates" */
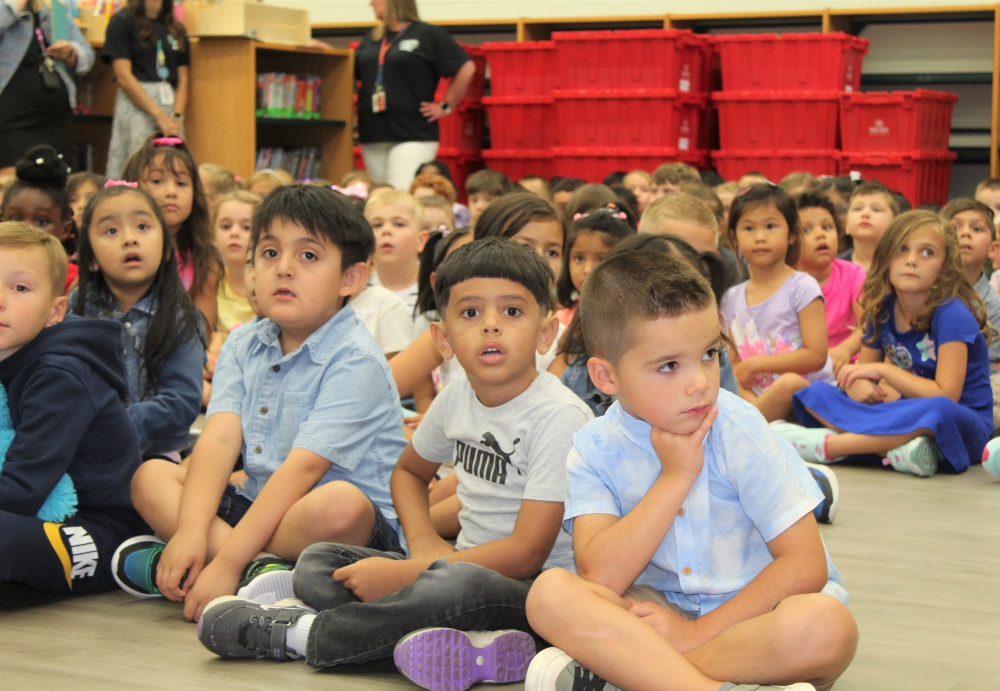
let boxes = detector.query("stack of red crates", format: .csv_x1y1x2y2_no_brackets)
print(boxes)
839,90,958,205
712,33,869,183
551,29,712,180
481,30,713,182
480,40,557,180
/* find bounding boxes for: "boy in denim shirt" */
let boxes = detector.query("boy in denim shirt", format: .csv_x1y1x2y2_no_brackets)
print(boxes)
112,186,406,621
524,251,858,691
197,238,593,691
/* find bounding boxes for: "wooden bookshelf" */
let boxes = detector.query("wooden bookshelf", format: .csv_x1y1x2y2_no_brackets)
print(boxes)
185,37,353,181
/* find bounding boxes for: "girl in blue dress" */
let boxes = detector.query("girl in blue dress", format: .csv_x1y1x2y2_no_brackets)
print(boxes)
779,209,993,476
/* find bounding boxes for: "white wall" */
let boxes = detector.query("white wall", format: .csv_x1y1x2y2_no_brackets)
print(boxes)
272,0,997,24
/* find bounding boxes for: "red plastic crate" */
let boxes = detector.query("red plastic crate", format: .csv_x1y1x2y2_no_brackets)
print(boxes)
713,91,841,150
481,40,556,97
715,33,868,92
435,44,488,103
482,96,554,150
840,90,958,152
711,150,840,182
482,149,556,180
839,150,957,206
437,147,484,204
554,89,708,150
554,29,712,92
551,147,708,181
437,102,485,153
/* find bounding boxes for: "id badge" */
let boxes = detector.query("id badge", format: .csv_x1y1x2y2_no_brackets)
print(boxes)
40,59,60,90
372,88,387,113
158,81,173,105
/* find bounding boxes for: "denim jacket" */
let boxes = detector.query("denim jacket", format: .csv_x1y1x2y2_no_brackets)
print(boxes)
0,0,95,106
74,289,205,456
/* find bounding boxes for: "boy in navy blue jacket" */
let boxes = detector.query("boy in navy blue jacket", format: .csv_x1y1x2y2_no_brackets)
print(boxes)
0,222,146,594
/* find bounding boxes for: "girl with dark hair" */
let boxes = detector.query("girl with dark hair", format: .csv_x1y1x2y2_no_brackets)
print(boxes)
123,134,221,331
102,0,189,178
72,184,205,459
0,145,76,291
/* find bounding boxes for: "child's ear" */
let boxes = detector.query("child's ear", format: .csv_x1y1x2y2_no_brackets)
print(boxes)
535,313,559,356
59,219,74,241
989,239,1000,265
429,319,454,360
47,296,68,327
587,356,620,396
338,261,369,297
417,229,430,253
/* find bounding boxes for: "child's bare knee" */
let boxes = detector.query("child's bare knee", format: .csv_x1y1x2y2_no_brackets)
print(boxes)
301,483,373,537
130,459,180,507
527,568,576,625
774,594,859,673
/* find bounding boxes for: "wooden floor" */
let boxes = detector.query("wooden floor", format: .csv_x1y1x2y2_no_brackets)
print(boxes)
1,463,997,690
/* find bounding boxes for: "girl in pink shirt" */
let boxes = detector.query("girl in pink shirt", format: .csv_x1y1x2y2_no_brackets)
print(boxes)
796,193,866,374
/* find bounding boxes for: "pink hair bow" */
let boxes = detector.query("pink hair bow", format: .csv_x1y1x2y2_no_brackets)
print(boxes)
331,182,369,200
104,180,139,189
152,136,184,147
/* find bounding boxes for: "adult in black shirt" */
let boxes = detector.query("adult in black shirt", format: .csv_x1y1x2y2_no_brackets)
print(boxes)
0,0,95,174
101,0,189,178
356,0,474,190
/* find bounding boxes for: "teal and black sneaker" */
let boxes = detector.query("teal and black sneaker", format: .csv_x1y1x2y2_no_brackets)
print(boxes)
111,535,166,598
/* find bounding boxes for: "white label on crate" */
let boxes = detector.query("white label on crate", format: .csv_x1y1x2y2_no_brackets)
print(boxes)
678,137,690,151
869,119,890,137
679,79,691,92
680,64,691,92
845,85,854,93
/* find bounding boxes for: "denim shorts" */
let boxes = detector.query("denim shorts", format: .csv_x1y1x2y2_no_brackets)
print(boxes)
216,484,402,555
216,484,253,528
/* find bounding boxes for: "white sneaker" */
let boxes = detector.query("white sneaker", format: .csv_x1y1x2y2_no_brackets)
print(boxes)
886,436,940,477
525,647,622,691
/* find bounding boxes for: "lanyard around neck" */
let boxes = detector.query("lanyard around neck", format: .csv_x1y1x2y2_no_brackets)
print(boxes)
375,23,411,88
156,38,169,81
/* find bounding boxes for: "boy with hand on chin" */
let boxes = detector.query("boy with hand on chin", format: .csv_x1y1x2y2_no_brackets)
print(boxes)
113,186,406,620
524,251,858,691
197,238,593,691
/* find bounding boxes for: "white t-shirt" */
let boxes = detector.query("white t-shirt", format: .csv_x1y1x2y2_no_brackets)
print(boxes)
351,284,414,356
371,271,419,319
412,372,593,571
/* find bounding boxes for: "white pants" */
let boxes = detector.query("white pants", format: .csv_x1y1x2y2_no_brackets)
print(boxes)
361,141,439,190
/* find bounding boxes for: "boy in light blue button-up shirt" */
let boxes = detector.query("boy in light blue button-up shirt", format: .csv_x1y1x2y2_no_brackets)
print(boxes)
524,251,859,691
116,186,406,622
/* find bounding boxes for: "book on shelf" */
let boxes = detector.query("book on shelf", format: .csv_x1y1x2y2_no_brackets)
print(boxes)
256,73,322,120
255,146,321,181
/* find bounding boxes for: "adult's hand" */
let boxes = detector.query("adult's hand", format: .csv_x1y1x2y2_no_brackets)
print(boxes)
46,41,77,68
419,100,448,123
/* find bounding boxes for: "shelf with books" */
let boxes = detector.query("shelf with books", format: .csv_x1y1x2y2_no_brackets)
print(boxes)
186,37,353,182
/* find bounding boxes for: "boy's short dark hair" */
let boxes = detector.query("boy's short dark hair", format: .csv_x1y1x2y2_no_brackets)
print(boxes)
434,237,554,315
941,197,997,240
252,184,374,268
581,250,716,366
549,177,586,196
466,169,513,197
849,180,900,216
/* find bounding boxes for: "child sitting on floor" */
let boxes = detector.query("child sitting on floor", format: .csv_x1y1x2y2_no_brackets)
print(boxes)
0,223,146,595
111,185,407,621
783,210,993,477
524,250,857,691
197,238,593,691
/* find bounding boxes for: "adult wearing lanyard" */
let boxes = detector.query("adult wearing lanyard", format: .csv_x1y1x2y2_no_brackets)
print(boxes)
356,0,475,190
0,0,95,175
102,0,189,178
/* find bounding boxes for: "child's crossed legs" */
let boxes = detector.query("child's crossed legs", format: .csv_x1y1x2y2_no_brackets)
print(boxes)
526,568,857,691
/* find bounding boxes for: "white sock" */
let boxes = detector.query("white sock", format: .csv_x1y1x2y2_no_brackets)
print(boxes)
285,612,316,659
